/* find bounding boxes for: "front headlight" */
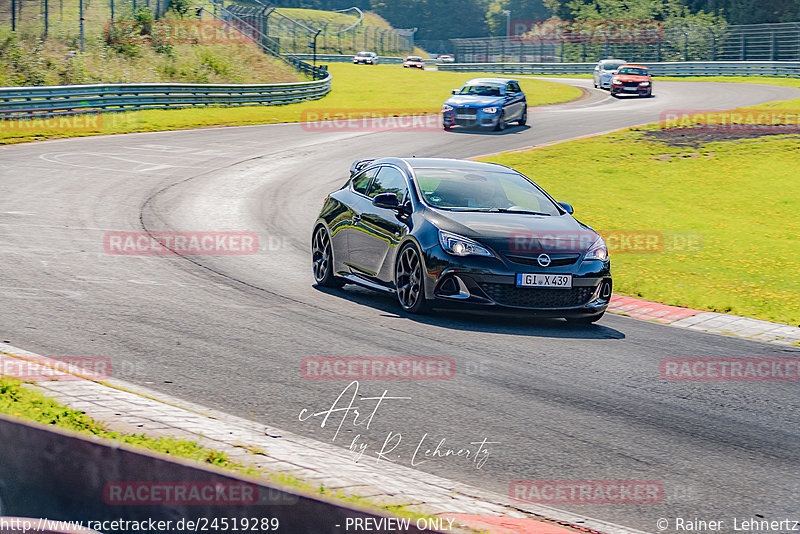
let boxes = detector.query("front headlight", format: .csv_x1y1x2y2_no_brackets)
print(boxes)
483,107,498,114
639,81,650,86
442,104,454,112
584,237,608,261
611,78,621,84
439,231,494,257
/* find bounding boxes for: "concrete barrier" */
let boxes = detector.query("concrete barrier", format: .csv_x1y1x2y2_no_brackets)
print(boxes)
0,414,442,533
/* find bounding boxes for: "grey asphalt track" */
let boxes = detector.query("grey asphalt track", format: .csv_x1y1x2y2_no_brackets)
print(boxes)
1,78,799,533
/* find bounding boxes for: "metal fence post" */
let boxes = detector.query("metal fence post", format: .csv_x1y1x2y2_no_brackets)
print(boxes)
80,0,85,52
11,0,16,32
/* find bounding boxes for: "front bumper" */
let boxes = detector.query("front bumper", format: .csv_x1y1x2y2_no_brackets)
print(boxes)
442,109,501,128
421,246,612,317
611,83,651,96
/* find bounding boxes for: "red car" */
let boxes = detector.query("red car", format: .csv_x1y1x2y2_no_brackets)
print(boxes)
610,64,653,97
403,56,425,69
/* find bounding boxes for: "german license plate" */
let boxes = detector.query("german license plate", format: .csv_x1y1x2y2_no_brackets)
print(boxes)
456,114,475,119
623,87,638,91
516,273,572,288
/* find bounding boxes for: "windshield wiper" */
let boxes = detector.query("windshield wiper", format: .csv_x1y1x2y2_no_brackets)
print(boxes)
487,208,551,216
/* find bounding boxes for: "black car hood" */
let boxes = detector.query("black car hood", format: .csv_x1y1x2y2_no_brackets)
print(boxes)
427,208,599,255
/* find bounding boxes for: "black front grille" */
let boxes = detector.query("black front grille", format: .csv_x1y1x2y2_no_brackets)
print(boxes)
479,283,595,308
622,81,641,87
505,253,580,267
456,107,478,116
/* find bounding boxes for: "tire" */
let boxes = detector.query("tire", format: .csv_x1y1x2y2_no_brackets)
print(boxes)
312,225,344,289
518,108,527,126
494,111,506,131
566,312,605,324
395,243,429,314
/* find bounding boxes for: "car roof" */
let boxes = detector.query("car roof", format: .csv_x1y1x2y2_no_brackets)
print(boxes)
369,157,516,174
618,64,648,69
599,59,626,63
464,78,518,86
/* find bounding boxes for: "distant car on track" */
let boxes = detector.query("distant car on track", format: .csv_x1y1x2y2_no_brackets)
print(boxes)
441,78,527,131
437,54,455,63
353,51,379,65
312,157,612,323
403,55,425,69
610,65,653,97
592,59,627,89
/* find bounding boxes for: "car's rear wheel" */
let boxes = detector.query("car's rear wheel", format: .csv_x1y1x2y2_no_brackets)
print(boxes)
312,225,344,288
566,312,605,324
395,244,429,314
494,111,506,131
518,108,527,126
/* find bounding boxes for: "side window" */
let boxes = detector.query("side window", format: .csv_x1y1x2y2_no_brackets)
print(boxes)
352,168,377,195
508,82,521,93
367,166,409,202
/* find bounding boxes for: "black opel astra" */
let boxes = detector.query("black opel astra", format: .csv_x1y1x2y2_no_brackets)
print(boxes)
312,157,612,323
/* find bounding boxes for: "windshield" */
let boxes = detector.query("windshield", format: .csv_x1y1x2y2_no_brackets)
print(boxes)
603,62,625,71
459,84,505,96
413,167,561,215
618,67,648,75
406,56,423,61
356,52,373,57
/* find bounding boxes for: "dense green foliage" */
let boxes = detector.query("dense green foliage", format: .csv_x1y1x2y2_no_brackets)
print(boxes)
263,0,794,39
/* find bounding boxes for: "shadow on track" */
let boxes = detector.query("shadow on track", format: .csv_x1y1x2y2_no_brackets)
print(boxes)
444,125,532,136
314,285,625,340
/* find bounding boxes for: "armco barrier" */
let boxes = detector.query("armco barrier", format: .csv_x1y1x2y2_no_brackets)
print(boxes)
288,53,438,66
436,61,800,77
0,414,442,533
0,74,332,119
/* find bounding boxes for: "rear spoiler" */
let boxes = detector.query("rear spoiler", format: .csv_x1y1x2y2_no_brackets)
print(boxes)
349,158,375,177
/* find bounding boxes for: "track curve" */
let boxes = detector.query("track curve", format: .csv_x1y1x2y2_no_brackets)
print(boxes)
1,78,799,532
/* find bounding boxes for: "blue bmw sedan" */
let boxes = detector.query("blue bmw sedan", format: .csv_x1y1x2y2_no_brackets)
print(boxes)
441,78,527,131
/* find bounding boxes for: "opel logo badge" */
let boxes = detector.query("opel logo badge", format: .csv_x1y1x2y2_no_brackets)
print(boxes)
537,253,551,267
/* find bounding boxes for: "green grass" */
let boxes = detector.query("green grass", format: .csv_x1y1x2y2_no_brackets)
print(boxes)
479,96,800,326
0,63,581,144
0,375,259,473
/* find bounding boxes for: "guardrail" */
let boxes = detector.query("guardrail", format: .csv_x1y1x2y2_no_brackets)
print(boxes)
288,53,405,64
287,53,440,66
437,61,800,77
0,74,332,119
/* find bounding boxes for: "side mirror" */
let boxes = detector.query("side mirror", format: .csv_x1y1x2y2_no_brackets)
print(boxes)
451,89,459,94
373,192,401,210
557,201,574,214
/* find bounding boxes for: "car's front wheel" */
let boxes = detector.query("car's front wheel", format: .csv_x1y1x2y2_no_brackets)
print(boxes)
494,111,506,131
312,225,344,288
395,243,429,313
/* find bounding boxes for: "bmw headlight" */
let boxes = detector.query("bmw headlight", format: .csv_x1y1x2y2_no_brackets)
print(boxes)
584,237,609,261
442,104,454,112
439,231,494,257
639,81,650,86
483,107,499,114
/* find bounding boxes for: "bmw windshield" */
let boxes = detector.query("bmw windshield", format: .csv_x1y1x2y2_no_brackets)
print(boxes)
413,167,561,215
458,84,505,96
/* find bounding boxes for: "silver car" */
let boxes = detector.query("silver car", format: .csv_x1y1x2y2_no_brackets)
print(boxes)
593,59,627,89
